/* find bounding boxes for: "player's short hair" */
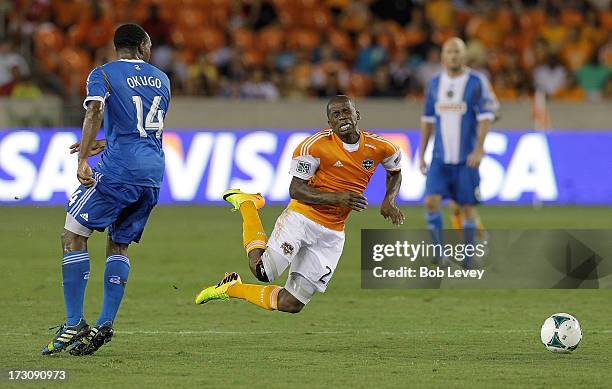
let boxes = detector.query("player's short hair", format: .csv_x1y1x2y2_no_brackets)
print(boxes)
113,24,148,50
326,95,354,118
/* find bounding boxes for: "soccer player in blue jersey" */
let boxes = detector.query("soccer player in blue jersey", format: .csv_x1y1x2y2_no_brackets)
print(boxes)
42,24,171,356
419,38,495,269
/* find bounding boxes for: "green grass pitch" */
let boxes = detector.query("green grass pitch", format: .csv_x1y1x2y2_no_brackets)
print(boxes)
1,206,611,388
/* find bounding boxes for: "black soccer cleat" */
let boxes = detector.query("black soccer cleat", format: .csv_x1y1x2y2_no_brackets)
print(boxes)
41,319,90,355
69,322,114,356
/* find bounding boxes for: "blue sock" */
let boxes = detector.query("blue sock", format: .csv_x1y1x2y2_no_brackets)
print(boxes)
463,219,477,268
97,255,130,326
425,210,443,246
62,251,90,326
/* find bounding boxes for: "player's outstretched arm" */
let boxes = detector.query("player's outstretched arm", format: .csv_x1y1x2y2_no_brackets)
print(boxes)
380,170,404,226
289,177,368,211
77,101,104,187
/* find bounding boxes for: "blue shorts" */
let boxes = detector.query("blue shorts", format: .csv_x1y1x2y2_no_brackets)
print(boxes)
64,171,159,244
425,161,480,205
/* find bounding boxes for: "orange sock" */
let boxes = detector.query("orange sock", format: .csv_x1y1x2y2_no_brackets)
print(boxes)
227,284,281,310
239,201,267,254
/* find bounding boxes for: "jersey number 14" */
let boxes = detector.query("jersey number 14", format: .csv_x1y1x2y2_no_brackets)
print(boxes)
132,95,164,138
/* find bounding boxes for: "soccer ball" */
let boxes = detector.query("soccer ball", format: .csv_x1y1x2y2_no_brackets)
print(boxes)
540,313,582,353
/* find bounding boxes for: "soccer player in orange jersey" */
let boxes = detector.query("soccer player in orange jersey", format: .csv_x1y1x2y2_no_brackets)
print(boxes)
195,95,404,313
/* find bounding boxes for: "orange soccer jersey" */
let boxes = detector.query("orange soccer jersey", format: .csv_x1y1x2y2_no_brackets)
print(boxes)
287,129,401,231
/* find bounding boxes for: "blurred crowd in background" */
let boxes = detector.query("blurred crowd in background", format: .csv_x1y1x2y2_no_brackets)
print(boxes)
2,0,612,102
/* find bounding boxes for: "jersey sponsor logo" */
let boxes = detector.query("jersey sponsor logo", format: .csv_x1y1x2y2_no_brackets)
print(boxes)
296,160,311,175
362,159,374,170
333,160,343,167
435,102,467,114
126,76,162,89
79,213,89,221
365,144,377,149
281,242,294,256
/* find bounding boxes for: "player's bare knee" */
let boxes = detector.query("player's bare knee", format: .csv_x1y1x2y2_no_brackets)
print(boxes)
248,249,269,282
106,237,129,257
460,205,476,221
277,289,304,314
61,229,87,253
424,196,441,212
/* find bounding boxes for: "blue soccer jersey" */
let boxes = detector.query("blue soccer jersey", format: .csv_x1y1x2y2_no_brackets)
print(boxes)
84,59,171,187
421,69,495,165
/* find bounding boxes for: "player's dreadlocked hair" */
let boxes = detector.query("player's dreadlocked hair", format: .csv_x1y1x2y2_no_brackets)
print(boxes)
113,24,148,50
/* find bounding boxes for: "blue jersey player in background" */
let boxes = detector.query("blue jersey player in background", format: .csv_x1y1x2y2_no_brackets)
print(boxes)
42,24,171,356
418,38,494,269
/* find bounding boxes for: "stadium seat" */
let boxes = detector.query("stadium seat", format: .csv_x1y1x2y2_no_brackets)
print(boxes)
327,29,353,58
232,29,255,50
258,27,284,54
346,73,372,97
287,29,321,51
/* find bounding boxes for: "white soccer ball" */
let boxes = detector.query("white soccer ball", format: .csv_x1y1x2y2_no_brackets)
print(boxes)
540,313,582,353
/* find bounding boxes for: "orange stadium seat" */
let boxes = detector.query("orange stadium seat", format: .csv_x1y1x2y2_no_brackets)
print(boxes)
402,28,426,48
176,7,205,30
203,0,231,27
277,8,300,28
51,0,85,30
601,10,612,31
346,73,372,97
303,6,333,30
526,9,546,32
59,46,92,93
243,48,264,67
327,29,353,58
560,8,583,28
35,25,65,53
287,29,321,51
194,27,226,52
233,28,255,50
170,28,187,47
271,0,293,10
258,27,284,54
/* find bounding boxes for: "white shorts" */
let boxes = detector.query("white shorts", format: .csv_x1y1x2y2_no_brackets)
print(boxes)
261,209,345,304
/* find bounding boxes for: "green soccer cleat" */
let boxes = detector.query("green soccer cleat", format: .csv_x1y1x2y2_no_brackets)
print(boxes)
69,322,114,356
195,272,242,305
222,189,265,211
41,319,90,355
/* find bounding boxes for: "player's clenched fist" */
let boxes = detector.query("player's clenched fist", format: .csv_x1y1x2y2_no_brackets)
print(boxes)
380,200,405,226
77,160,96,187
336,192,368,211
